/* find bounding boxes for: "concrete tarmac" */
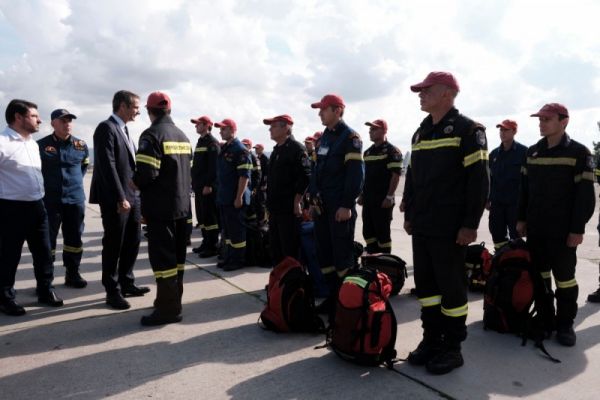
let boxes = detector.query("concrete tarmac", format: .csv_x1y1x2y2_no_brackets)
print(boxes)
2,177,600,399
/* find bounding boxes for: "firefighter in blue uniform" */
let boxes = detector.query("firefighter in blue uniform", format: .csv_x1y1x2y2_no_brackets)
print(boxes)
309,94,364,315
242,138,262,224
38,109,89,288
190,115,221,257
517,103,595,346
215,119,252,271
133,91,192,326
359,119,402,254
487,119,527,250
588,147,600,303
402,72,489,374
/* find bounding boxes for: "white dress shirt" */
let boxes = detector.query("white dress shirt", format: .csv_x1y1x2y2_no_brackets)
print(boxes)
0,126,45,201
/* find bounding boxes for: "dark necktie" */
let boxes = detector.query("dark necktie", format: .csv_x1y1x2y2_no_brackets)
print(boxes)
124,125,130,140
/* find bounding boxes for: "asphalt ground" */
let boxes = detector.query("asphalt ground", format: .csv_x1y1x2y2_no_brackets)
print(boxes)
1,176,600,399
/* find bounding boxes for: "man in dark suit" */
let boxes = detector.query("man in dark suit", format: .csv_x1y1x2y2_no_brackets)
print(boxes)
90,90,149,310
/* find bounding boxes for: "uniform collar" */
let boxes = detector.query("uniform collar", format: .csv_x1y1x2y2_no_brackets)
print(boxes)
420,107,459,132
52,132,72,143
498,141,517,152
326,120,346,134
539,133,571,150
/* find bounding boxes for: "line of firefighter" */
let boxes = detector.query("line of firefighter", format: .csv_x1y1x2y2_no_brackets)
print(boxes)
2,76,600,369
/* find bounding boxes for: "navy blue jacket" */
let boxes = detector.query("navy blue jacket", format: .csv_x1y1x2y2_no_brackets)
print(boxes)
489,141,527,206
216,138,252,206
38,133,89,204
310,120,364,210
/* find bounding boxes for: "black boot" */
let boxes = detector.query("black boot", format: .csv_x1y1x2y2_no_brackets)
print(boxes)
407,338,444,366
556,324,576,346
142,278,182,326
65,267,87,288
425,346,464,375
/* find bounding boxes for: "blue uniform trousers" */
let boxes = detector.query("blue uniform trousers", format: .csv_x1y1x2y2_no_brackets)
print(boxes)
45,201,85,271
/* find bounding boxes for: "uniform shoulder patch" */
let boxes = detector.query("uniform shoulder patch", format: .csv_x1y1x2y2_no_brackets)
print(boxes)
352,137,362,150
475,129,487,146
586,155,596,169
138,138,153,153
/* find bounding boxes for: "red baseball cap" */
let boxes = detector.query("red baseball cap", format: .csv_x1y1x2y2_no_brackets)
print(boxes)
190,115,213,126
214,118,237,132
241,138,252,147
263,114,294,125
304,136,315,143
365,119,388,132
313,131,322,140
496,119,518,131
310,94,345,109
146,91,171,109
410,71,460,93
253,143,264,150
530,103,569,118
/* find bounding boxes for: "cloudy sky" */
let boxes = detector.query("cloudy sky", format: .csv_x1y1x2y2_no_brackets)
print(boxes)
1,0,600,153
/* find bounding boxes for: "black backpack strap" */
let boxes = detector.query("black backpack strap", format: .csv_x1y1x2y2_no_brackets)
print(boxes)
382,300,399,369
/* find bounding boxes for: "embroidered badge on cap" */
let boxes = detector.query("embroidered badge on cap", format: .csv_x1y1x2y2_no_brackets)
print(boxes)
586,155,596,169
475,129,486,146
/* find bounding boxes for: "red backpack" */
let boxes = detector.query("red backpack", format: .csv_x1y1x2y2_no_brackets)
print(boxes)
465,242,492,291
328,268,397,367
259,257,324,333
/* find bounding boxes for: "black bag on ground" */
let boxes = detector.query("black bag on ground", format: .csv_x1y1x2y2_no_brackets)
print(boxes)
465,242,492,291
243,218,271,267
360,253,408,296
259,257,324,333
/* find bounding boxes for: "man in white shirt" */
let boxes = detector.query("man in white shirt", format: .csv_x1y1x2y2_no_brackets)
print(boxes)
0,99,64,316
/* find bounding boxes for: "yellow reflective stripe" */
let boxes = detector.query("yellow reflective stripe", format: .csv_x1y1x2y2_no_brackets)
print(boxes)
63,245,83,253
344,276,368,288
555,278,577,289
321,266,336,275
364,155,387,162
195,146,208,153
574,171,595,182
186,218,193,224
419,295,442,307
441,304,468,317
83,158,90,165
387,162,402,169
136,154,161,168
463,150,489,167
412,137,461,151
337,268,349,278
154,267,178,279
163,141,192,154
51,249,56,255
527,157,576,166
237,163,253,170
230,241,246,249
177,263,185,271
378,241,392,248
494,241,508,250
204,224,219,231
521,166,527,175
225,239,232,245
595,168,600,177
252,166,261,171
365,237,377,244
541,271,552,280
247,214,257,219
344,153,363,162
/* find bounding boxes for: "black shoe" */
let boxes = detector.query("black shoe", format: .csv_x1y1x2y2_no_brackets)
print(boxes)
38,290,64,307
315,297,334,315
65,271,87,288
106,293,131,310
556,325,576,347
192,246,204,254
425,349,464,375
222,263,244,271
0,299,26,316
587,288,600,303
407,339,443,366
121,285,150,297
140,311,182,326
199,248,218,258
